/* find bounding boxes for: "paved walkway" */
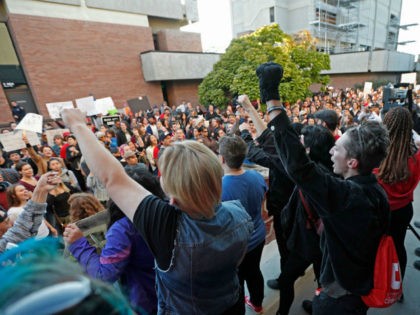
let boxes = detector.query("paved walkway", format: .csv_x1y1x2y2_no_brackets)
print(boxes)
247,186,420,315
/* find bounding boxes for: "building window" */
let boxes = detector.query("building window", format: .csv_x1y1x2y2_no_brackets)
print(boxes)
269,7,275,23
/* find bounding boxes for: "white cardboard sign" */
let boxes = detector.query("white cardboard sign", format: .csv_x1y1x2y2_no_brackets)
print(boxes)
75,96,98,116
46,101,74,119
44,128,70,146
15,113,43,134
363,82,372,99
0,130,40,152
94,97,116,115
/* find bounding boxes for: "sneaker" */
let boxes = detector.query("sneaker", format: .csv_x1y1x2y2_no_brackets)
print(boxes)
267,278,280,290
414,221,420,229
415,247,420,257
414,260,420,271
245,296,263,314
302,300,313,314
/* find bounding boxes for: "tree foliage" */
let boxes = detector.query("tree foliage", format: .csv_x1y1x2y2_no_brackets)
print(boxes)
198,24,330,107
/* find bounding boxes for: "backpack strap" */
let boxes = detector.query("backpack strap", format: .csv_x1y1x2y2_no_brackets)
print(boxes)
298,189,324,235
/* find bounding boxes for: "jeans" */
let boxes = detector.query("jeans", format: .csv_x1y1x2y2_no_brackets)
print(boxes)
313,292,368,315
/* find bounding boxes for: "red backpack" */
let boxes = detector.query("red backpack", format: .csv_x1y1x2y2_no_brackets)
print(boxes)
361,235,402,308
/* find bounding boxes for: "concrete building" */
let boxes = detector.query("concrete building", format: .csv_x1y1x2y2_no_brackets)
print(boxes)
231,0,418,88
0,0,220,125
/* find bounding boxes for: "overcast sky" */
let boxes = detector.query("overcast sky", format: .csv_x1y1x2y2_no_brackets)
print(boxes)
183,0,419,57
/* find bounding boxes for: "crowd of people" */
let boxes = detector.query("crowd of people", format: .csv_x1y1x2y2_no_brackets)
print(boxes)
0,62,419,315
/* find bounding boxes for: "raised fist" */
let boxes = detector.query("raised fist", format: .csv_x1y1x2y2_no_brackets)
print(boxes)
256,62,283,103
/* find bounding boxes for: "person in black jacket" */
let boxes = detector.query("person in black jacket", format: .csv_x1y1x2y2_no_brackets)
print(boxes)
238,62,390,315
239,105,295,290
241,96,335,315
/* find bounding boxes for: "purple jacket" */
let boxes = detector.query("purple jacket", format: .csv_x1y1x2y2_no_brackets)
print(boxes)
69,217,157,314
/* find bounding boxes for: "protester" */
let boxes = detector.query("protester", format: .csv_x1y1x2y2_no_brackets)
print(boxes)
16,161,39,192
374,106,420,287
0,238,135,314
242,61,390,315
62,107,253,315
0,172,60,251
64,167,166,314
238,96,295,292
219,135,267,314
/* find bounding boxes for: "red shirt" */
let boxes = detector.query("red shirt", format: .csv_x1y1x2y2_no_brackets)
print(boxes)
60,143,70,159
374,150,420,211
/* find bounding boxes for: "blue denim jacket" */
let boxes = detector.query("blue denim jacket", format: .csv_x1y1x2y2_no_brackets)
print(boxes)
155,200,253,314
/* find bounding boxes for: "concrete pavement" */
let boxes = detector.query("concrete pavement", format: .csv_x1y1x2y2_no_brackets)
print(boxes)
247,185,420,315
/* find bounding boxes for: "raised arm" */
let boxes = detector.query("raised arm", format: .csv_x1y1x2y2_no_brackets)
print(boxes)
0,172,60,253
61,109,150,221
237,95,267,138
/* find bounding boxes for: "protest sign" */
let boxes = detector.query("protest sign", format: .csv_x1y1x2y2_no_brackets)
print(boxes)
75,96,98,116
95,97,116,115
363,82,372,99
46,101,74,119
127,96,151,113
102,115,120,128
400,73,416,85
0,130,40,152
15,113,43,134
45,128,70,146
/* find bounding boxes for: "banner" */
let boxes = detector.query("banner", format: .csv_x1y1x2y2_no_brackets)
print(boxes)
95,97,116,115
102,115,120,128
0,130,40,152
46,101,74,119
75,96,98,116
15,113,43,134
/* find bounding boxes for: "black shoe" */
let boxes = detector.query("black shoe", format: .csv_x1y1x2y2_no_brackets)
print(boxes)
302,300,313,314
267,278,280,290
414,260,420,271
414,221,420,229
398,294,404,303
415,248,420,257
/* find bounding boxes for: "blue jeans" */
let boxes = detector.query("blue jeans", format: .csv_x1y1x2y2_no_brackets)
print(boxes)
313,292,368,315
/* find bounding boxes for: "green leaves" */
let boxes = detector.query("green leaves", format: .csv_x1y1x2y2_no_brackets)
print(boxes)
199,24,330,107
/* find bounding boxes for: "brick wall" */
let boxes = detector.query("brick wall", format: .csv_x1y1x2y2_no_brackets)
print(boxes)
165,80,200,107
7,14,164,119
156,29,202,52
0,86,14,125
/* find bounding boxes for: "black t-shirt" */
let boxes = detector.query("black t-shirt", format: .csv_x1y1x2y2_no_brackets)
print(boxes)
133,195,180,270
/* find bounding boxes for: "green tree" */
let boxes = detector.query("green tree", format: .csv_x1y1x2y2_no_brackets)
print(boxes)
199,24,330,107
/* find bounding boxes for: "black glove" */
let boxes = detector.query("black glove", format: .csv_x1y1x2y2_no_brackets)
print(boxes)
256,62,283,103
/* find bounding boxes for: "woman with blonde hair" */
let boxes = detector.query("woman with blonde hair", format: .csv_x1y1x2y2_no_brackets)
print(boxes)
62,108,253,315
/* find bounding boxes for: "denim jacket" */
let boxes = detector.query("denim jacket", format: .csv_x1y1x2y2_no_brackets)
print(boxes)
155,200,253,314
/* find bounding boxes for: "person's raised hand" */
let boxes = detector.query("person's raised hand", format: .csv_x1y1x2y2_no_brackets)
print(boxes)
237,95,254,111
37,171,61,192
239,122,250,132
256,62,283,103
63,223,83,244
61,108,86,129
